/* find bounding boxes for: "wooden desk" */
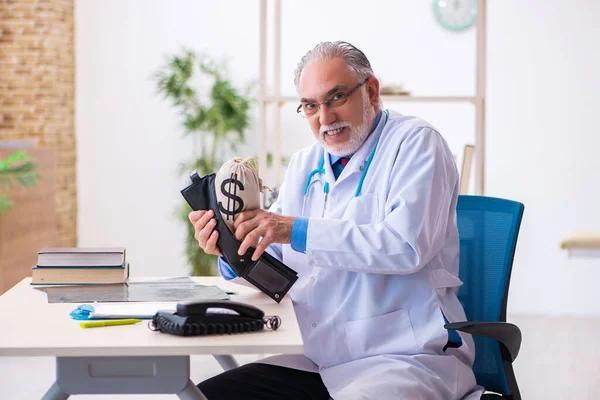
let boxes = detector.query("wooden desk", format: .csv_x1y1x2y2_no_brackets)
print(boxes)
0,277,303,399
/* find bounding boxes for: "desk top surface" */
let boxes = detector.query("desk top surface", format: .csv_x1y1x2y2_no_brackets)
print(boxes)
0,277,303,357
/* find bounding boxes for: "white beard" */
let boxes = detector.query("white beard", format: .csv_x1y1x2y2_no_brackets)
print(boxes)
319,89,378,157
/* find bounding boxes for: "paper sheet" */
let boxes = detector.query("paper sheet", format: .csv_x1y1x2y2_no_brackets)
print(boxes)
89,302,178,319
38,277,230,303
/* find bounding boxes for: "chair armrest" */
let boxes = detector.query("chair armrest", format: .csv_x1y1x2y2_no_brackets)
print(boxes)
444,321,522,361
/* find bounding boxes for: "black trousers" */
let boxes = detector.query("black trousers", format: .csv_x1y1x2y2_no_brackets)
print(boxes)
197,362,331,400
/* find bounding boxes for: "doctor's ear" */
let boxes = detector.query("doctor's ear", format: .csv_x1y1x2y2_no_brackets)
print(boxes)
366,76,380,108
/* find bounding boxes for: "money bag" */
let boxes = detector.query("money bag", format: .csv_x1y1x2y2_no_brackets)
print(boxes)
215,157,264,232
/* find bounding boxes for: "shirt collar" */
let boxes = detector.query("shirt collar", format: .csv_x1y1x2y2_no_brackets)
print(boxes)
329,110,383,165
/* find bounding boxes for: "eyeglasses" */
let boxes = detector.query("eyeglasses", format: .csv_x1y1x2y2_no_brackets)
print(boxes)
296,77,370,117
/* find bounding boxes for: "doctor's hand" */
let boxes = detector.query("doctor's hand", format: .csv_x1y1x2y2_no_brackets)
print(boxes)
189,209,222,257
233,209,294,261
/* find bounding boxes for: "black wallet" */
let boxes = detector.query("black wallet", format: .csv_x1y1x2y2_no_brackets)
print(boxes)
181,171,298,303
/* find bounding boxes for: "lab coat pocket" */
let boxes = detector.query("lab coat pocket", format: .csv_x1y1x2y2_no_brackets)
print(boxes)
341,192,379,225
345,308,420,360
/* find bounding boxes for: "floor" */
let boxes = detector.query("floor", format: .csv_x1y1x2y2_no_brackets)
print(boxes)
1,314,599,399
509,314,600,399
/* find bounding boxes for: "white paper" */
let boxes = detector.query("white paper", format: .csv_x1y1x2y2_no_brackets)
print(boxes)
88,302,177,319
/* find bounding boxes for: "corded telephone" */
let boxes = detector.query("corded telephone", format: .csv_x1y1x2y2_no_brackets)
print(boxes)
150,300,281,337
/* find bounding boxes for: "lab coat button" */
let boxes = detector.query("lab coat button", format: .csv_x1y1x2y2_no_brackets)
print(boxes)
310,276,316,284
312,323,317,328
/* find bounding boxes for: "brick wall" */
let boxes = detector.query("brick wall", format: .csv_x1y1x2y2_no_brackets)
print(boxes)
0,0,76,246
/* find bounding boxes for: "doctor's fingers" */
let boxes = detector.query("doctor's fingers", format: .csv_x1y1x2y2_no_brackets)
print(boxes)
233,209,262,231
190,209,213,225
251,236,272,261
233,217,262,241
204,230,222,256
237,228,267,258
195,218,217,247
193,210,214,233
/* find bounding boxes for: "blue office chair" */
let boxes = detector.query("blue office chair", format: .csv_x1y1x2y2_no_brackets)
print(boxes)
446,195,524,400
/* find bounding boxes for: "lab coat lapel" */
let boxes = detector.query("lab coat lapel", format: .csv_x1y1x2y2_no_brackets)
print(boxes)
322,149,336,190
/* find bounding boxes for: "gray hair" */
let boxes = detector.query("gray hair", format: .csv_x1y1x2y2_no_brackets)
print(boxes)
294,41,374,91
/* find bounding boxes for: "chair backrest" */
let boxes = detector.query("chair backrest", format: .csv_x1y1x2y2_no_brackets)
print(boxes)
456,195,524,396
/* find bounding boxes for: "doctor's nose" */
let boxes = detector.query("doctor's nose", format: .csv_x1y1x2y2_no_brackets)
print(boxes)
318,104,336,126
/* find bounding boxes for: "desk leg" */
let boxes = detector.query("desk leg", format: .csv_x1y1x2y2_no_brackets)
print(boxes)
213,355,239,371
177,379,208,400
41,382,69,400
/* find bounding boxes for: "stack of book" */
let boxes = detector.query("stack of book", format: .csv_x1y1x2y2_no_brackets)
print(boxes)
31,247,129,285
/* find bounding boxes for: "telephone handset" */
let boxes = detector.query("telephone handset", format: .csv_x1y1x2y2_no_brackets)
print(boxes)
150,300,281,337
176,300,265,319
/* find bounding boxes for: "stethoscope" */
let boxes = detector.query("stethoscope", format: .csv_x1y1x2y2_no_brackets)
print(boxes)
302,110,389,217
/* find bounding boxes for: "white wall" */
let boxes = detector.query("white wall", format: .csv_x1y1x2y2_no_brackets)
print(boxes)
76,1,600,315
486,0,600,315
76,0,259,278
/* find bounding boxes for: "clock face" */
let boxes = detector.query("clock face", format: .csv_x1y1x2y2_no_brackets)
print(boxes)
432,0,477,32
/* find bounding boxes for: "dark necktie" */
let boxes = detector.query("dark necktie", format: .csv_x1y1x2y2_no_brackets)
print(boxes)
332,157,351,180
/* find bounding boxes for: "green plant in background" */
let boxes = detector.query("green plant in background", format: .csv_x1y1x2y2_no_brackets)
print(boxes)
0,151,40,215
154,49,253,276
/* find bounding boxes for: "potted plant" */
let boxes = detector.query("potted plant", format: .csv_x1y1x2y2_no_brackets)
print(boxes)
154,50,253,276
0,151,40,215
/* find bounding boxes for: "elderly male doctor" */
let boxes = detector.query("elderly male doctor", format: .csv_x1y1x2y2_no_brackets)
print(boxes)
189,41,484,400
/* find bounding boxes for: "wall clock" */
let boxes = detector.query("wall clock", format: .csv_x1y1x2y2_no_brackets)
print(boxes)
432,0,477,32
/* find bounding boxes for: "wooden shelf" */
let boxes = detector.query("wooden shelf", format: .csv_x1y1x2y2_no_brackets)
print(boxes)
263,95,476,104
258,0,487,194
560,235,600,250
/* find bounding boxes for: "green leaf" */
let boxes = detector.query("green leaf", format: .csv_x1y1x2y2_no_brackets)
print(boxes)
0,193,13,215
266,152,290,168
0,151,39,191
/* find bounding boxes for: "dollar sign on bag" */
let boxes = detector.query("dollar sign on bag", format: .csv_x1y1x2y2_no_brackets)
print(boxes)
219,173,245,221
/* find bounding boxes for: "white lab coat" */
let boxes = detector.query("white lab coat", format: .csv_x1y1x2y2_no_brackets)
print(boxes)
229,110,484,399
